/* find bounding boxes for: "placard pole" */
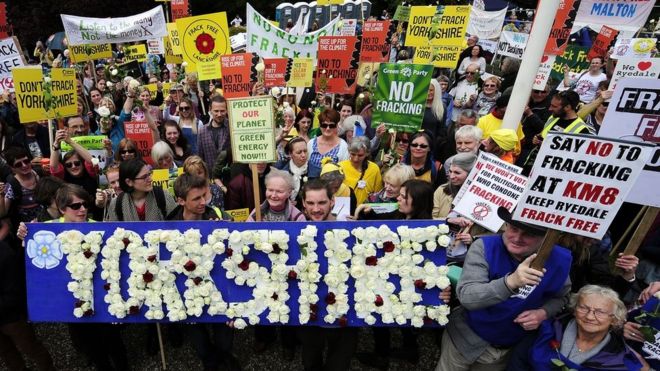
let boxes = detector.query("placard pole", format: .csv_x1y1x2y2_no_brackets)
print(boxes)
251,163,262,221
613,207,658,275
156,323,167,370
530,229,561,271
500,0,561,131
197,80,207,116
609,206,647,258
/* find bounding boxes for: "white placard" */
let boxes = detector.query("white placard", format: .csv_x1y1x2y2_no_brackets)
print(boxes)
454,159,528,232
467,7,507,39
340,19,357,36
608,58,660,90
599,77,660,207
333,197,351,221
496,31,528,59
611,38,657,60
533,55,557,91
61,6,168,45
512,133,653,238
147,39,164,55
454,152,523,206
0,37,25,92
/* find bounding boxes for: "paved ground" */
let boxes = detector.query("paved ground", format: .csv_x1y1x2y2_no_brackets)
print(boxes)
7,323,444,370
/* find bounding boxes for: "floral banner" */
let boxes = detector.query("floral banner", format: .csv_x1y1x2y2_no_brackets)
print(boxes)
25,220,451,327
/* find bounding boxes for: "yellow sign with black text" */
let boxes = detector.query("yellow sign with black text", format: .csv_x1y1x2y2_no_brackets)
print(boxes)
176,12,230,67
69,44,113,63
13,67,77,123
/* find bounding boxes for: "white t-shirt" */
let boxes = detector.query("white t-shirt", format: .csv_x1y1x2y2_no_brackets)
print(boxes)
575,72,607,103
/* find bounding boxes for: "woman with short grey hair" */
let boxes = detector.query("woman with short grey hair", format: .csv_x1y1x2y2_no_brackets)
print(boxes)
507,284,643,370
247,168,305,221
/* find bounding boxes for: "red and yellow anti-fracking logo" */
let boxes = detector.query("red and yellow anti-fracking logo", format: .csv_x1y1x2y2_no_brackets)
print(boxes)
176,12,230,66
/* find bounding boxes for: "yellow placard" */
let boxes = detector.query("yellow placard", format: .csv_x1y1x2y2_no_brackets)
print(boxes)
226,208,249,222
413,46,433,64
288,58,314,87
14,67,77,123
167,23,182,55
228,96,277,164
123,44,147,62
176,12,230,68
430,45,462,68
405,6,435,47
151,169,174,193
316,0,344,4
69,44,113,63
430,6,471,46
145,82,171,97
164,37,183,64
197,61,222,81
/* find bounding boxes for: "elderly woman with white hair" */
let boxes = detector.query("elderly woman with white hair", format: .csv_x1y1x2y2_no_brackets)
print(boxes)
507,285,643,370
151,141,178,176
247,168,306,222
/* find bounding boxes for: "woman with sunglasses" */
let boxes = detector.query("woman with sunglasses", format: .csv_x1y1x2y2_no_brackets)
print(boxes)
1,147,42,226
108,138,141,169
105,158,177,222
471,76,501,118
163,97,203,154
402,131,444,187
306,109,349,178
162,120,191,166
49,129,99,194
17,184,129,371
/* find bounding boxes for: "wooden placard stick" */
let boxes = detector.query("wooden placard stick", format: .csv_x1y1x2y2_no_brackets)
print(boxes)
197,80,207,116
609,205,647,258
251,163,262,221
530,229,562,271
453,225,472,249
156,323,167,370
613,206,659,275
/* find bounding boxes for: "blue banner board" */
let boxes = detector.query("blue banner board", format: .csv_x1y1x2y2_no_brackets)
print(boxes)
25,220,452,328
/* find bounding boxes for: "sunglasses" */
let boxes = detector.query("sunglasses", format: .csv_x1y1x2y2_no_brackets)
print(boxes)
465,71,476,75
12,159,30,168
66,202,88,210
65,160,82,168
532,90,548,94
133,170,153,181
398,138,409,144
411,143,429,149
179,106,191,111
484,84,497,88
120,149,136,155
320,123,337,129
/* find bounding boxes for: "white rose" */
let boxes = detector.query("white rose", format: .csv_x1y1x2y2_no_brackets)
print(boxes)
111,68,118,76
128,79,140,90
181,61,188,68
437,315,449,326
271,87,281,96
365,315,377,325
43,76,52,84
255,62,265,72
438,235,451,247
438,224,449,234
233,318,247,329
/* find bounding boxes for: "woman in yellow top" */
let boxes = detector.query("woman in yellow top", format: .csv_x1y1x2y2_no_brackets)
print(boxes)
339,137,383,205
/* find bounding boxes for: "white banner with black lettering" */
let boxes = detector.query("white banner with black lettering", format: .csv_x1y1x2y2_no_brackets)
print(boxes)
467,7,507,39
61,6,168,45
496,31,528,59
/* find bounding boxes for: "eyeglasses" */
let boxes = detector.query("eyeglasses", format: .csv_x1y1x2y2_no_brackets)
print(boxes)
320,123,337,129
120,149,136,155
484,84,497,88
65,160,82,169
575,304,612,320
66,202,88,210
465,71,476,75
411,143,429,149
133,170,153,181
12,159,30,168
532,90,548,94
179,106,191,111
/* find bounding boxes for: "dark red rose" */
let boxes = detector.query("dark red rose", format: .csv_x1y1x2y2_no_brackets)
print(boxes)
414,279,426,289
193,277,203,286
365,256,378,266
129,306,140,315
75,300,84,308
83,250,93,259
375,295,384,307
103,283,111,291
338,316,348,327
423,316,433,325
195,33,215,54
83,309,94,317
122,237,130,247
309,303,318,313
271,293,278,300
272,243,281,254
325,292,336,305
310,312,318,321
288,270,298,280
184,260,197,272
143,272,154,283
147,255,157,262
383,241,395,253
226,248,233,257
549,340,560,350
238,259,250,271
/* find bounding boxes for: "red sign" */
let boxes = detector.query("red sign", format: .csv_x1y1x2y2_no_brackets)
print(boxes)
171,0,190,21
360,20,391,63
263,58,287,88
588,25,619,60
0,2,11,38
220,53,253,99
544,0,580,55
124,121,155,165
316,36,358,95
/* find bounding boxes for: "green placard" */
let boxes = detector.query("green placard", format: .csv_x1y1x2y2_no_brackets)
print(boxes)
60,135,107,151
227,96,277,164
550,45,590,80
372,63,434,133
393,6,411,22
